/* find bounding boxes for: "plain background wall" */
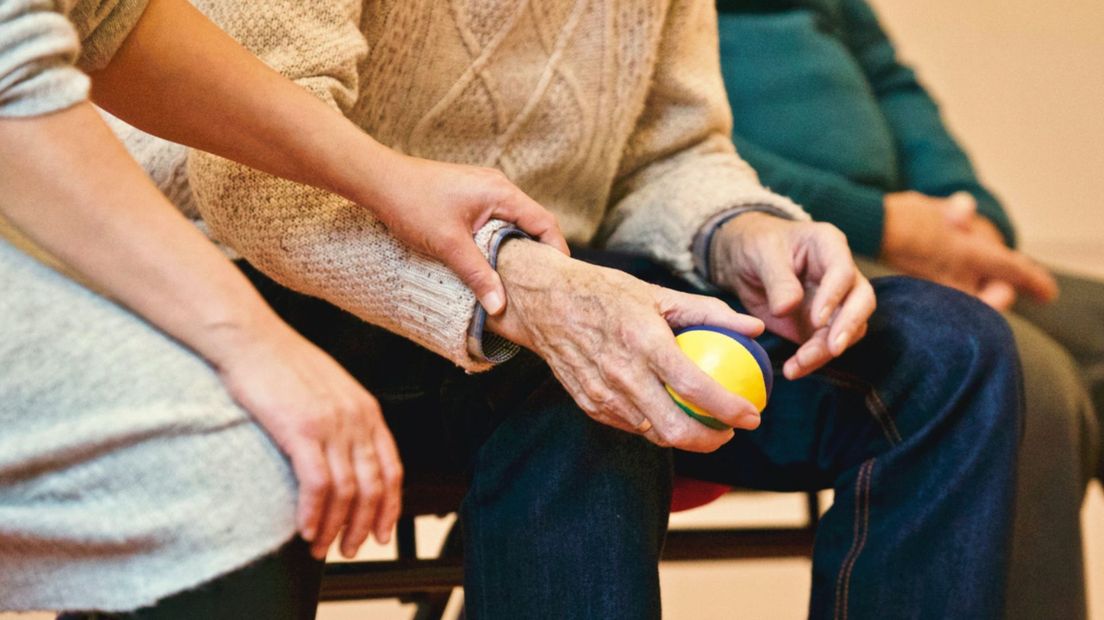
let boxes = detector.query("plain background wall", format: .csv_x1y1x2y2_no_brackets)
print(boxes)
868,0,1104,277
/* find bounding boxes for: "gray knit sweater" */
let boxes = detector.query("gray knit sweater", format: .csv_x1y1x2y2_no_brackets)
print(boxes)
0,1,298,612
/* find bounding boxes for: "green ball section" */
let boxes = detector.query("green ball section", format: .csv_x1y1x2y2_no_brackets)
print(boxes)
674,399,731,430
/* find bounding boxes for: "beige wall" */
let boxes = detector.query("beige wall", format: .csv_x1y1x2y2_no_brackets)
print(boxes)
869,0,1104,276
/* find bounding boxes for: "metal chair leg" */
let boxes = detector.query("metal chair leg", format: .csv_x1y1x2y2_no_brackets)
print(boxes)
411,520,464,620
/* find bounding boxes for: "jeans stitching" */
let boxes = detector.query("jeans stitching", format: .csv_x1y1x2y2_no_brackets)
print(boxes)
864,388,903,445
834,458,875,620
843,459,874,620
819,367,902,446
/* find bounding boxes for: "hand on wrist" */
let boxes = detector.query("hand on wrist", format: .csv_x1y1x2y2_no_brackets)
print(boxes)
484,238,572,350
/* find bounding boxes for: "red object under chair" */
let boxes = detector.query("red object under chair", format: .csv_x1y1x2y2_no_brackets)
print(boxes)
671,476,733,512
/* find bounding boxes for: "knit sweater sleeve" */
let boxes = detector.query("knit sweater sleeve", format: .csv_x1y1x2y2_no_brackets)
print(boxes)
599,0,807,278
840,0,1016,247
0,0,88,117
186,0,508,371
0,0,148,118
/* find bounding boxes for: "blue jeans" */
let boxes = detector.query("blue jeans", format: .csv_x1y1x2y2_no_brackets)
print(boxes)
242,254,1022,620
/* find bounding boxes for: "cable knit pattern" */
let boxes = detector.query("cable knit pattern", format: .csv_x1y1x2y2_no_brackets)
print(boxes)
138,0,805,372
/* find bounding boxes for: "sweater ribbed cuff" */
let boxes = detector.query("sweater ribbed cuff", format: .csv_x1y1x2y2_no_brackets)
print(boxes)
0,63,88,117
692,204,796,283
466,226,528,367
72,0,151,73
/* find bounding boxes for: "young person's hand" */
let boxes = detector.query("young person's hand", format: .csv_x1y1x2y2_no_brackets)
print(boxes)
1,102,403,562
90,0,568,318
367,156,569,315
207,318,403,560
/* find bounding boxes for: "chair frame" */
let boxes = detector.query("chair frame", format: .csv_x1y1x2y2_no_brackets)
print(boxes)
320,487,820,617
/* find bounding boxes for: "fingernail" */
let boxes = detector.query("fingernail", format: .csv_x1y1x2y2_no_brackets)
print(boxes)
833,331,850,354
481,290,505,315
817,306,832,327
302,526,316,543
783,360,799,379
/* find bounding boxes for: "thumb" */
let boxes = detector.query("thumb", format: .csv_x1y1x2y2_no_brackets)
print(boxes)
942,192,977,228
976,280,1018,311
447,242,508,315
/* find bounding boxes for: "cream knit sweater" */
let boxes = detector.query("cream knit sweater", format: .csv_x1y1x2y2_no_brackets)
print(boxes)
158,0,806,371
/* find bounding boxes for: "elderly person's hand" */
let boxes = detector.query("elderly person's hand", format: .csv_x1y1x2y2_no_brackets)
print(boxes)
204,319,403,561
487,240,764,453
710,213,877,380
882,191,1057,310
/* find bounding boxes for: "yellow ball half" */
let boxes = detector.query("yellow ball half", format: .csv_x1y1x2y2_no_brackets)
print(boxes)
666,327,773,430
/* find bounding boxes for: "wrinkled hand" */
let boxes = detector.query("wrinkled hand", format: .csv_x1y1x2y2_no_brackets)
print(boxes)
710,213,876,380
371,156,569,315
883,191,1057,310
487,240,764,453
208,318,403,560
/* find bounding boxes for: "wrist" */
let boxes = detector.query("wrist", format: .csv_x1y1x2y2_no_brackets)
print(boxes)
709,211,779,285
319,127,401,209
881,193,935,262
187,295,291,371
485,238,572,349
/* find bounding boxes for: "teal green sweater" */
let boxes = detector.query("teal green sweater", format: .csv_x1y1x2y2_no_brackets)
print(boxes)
716,0,1016,257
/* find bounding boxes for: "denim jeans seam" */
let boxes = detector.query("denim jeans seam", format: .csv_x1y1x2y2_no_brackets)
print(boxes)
863,388,903,445
834,458,875,620
818,367,902,446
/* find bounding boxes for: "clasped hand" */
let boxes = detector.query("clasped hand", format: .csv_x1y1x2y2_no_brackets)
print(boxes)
882,191,1058,310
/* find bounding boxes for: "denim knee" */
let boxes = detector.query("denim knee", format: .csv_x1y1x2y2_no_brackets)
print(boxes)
865,276,1023,441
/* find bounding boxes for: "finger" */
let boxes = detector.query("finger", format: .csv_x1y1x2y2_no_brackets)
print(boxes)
636,377,736,453
339,441,382,558
659,290,764,336
942,192,977,228
755,237,805,316
613,341,741,452
445,241,508,315
370,427,404,544
783,327,832,380
808,259,858,329
649,340,761,431
971,247,1058,303
492,193,570,256
976,279,1017,311
312,441,357,560
288,443,330,545
826,273,876,357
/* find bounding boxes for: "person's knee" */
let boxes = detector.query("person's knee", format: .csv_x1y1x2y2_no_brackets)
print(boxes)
867,277,1022,438
1007,312,1100,486
871,276,1017,373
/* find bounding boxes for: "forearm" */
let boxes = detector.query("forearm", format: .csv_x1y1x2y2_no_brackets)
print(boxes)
87,0,393,210
187,147,510,371
0,102,281,367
